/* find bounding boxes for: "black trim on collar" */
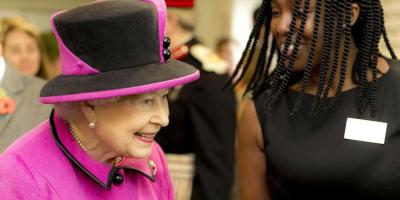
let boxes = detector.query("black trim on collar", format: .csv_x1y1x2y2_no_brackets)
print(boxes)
124,166,155,182
49,110,113,190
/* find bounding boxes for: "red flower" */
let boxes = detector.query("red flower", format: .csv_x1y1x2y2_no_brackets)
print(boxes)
0,96,16,115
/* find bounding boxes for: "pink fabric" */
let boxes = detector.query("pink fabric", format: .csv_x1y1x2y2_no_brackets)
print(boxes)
50,11,100,75
0,113,174,200
144,0,167,62
40,70,199,104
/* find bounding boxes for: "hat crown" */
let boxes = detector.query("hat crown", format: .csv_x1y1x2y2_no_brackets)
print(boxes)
40,0,199,104
52,0,164,75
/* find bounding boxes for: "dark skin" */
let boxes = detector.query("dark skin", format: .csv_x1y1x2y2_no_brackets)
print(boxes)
238,0,389,199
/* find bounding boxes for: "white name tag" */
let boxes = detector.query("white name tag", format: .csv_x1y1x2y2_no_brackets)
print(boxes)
344,118,387,144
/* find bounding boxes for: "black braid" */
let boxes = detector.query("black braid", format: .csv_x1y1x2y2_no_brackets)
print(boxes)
379,3,397,59
290,0,323,114
249,39,277,97
268,0,302,99
368,0,383,117
268,0,306,108
356,1,373,114
311,0,336,113
245,18,273,95
318,0,356,112
317,0,345,112
272,0,312,110
226,0,270,88
329,0,353,109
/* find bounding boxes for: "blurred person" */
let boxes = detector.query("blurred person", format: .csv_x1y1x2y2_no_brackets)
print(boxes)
0,0,199,199
0,26,51,152
0,16,51,79
231,0,400,199
156,0,237,200
216,37,241,76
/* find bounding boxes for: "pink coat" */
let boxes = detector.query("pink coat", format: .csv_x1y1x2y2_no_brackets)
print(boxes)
0,112,174,199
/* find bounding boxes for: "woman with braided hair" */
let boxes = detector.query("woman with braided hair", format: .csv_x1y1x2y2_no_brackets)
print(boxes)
235,0,400,199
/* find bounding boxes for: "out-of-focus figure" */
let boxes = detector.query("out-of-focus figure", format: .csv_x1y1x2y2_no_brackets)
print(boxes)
0,38,51,152
156,0,237,200
216,37,240,76
0,17,51,79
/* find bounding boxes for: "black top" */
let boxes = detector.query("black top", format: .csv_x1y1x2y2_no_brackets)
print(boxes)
254,58,400,200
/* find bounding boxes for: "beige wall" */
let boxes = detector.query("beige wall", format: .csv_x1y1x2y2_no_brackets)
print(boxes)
194,0,234,50
0,0,91,31
381,0,400,56
0,0,398,55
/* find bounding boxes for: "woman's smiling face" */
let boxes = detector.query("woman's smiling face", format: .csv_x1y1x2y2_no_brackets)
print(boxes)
87,89,169,159
270,0,324,71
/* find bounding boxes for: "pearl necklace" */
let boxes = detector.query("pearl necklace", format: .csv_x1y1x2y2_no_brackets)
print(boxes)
69,123,88,152
68,123,123,165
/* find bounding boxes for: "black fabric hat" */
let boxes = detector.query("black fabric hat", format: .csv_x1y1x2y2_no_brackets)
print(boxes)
40,0,199,104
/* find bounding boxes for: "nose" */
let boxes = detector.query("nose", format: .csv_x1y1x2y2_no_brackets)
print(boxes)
276,14,292,39
151,100,169,127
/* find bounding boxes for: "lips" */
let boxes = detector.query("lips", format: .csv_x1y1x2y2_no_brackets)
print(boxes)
279,43,305,60
134,132,157,143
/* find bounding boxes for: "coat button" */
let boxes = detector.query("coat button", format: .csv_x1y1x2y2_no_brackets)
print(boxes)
112,173,124,185
163,49,171,60
163,36,171,48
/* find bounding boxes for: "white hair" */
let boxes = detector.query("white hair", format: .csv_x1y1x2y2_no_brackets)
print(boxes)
54,97,121,121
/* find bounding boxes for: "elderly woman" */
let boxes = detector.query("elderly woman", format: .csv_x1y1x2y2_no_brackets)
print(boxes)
0,0,199,199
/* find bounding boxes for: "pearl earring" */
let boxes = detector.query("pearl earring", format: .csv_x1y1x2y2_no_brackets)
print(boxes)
89,121,96,128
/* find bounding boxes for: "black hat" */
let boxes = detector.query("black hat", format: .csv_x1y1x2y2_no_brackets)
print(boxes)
40,0,199,104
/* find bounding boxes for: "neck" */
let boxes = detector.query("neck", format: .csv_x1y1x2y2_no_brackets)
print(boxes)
70,117,119,165
303,41,360,97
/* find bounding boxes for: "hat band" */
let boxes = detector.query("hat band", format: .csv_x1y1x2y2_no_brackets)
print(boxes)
40,70,199,104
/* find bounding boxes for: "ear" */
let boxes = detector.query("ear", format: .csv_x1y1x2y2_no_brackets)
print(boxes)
79,101,97,123
351,3,361,26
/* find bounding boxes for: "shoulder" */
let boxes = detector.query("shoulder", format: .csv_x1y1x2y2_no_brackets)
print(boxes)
238,99,264,152
252,89,269,117
0,155,60,199
0,128,57,198
0,153,42,198
0,121,62,198
387,58,400,79
20,73,46,92
18,74,52,113
383,58,400,91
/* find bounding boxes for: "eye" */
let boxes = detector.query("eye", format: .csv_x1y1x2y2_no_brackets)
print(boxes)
142,98,154,106
272,9,281,17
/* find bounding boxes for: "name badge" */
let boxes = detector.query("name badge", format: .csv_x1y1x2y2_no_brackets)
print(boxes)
344,118,387,144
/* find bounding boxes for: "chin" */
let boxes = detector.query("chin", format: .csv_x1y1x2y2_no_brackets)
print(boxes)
127,146,153,159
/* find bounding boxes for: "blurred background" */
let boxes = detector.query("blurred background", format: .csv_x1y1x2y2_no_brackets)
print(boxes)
0,0,398,57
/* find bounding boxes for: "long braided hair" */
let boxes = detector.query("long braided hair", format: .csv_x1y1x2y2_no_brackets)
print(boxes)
229,0,397,117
